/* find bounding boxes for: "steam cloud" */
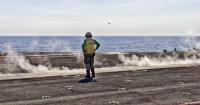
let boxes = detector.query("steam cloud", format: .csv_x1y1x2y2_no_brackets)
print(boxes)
118,52,200,67
0,43,70,74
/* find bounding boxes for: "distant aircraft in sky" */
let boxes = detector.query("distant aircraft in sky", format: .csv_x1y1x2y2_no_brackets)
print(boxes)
107,18,111,24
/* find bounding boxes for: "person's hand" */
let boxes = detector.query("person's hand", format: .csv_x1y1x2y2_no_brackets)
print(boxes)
83,50,86,54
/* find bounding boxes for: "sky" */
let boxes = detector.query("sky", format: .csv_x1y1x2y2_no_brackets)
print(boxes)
0,0,200,36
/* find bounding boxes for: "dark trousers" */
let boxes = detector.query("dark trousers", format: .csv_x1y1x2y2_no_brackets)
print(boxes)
84,54,95,76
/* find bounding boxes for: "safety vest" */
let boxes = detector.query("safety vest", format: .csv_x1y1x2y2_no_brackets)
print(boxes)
85,38,95,54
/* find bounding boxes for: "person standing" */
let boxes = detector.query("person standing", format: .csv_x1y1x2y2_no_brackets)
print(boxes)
82,32,100,78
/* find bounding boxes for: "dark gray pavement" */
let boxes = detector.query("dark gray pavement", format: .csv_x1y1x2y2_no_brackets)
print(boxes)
0,66,200,105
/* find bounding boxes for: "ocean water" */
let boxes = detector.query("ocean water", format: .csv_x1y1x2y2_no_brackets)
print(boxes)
0,36,199,52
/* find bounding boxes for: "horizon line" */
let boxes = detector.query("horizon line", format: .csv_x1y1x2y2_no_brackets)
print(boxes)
0,34,199,36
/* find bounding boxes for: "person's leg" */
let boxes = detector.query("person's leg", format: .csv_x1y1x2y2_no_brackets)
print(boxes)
91,64,95,77
85,64,91,77
84,54,91,78
90,54,95,78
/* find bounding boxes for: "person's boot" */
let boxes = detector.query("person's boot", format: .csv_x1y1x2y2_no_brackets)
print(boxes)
92,73,95,78
85,75,90,78
85,71,90,78
91,70,95,78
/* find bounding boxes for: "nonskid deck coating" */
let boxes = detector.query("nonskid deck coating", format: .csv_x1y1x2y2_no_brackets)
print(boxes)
0,66,200,105
0,64,195,80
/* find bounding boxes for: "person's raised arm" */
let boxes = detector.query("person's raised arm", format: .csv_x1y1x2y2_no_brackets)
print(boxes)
82,40,86,52
95,40,100,50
